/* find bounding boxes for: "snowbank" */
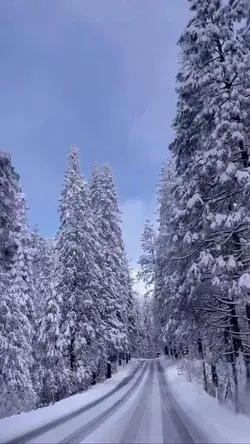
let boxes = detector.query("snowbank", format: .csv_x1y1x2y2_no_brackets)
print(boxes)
0,359,140,444
163,358,250,444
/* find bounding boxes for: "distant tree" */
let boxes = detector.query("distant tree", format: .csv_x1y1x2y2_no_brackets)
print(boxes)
138,219,156,291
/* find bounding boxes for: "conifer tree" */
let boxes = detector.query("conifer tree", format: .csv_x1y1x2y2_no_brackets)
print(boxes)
90,164,130,361
56,146,105,396
31,229,54,317
131,293,149,358
32,237,63,405
0,153,36,417
138,220,156,291
159,0,250,411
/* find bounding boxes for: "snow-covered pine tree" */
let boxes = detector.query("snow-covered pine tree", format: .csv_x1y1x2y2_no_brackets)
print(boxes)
126,267,137,362
89,162,103,225
31,233,64,406
143,294,158,358
0,153,17,312
154,159,178,355
137,219,156,290
90,164,130,363
56,146,104,397
35,254,64,405
31,229,54,318
131,292,149,358
0,153,36,417
166,0,250,411
137,219,161,354
0,153,17,272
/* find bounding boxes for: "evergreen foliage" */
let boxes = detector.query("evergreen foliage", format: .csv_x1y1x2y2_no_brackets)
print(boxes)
0,148,145,418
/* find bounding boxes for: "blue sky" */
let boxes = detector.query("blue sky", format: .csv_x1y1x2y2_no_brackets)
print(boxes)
0,0,189,265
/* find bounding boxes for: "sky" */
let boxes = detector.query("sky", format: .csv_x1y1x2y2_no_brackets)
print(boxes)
0,0,189,268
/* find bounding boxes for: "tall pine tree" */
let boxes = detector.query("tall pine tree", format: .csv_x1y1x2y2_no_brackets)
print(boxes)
90,164,131,362
159,0,250,411
56,146,105,396
0,153,36,417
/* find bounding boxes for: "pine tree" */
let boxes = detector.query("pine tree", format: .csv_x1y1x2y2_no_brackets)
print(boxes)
36,263,64,404
31,235,64,405
131,293,149,358
143,294,158,358
56,146,105,396
0,153,36,417
137,219,160,354
126,272,139,359
31,229,54,317
161,0,250,411
137,219,156,291
90,164,130,362
154,159,177,354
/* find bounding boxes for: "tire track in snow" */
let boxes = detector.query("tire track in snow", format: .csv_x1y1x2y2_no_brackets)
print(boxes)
6,361,144,444
60,361,149,444
118,360,154,443
157,359,208,444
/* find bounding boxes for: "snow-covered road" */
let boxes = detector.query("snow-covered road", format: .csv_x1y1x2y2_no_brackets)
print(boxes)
21,359,206,444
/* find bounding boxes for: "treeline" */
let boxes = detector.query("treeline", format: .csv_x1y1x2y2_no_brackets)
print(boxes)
0,146,155,419
139,0,250,413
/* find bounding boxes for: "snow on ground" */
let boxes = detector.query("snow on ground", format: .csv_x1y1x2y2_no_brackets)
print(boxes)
162,357,250,444
0,359,139,444
82,360,163,444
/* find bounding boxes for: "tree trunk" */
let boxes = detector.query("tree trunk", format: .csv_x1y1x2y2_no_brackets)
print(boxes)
91,372,97,385
224,326,240,413
106,362,112,379
230,304,242,356
197,338,208,393
211,364,219,398
119,353,122,366
244,304,250,387
232,359,240,413
69,330,75,372
245,303,250,329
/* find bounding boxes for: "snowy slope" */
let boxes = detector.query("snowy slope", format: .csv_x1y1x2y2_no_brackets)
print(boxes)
163,358,250,444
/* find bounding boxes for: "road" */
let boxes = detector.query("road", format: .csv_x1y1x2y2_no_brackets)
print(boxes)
25,359,206,444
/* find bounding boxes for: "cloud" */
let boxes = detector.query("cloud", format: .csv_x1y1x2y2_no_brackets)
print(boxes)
0,0,190,244
60,0,189,164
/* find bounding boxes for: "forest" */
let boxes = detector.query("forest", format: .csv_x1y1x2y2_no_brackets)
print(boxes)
1,0,250,420
148,0,250,415
0,147,157,419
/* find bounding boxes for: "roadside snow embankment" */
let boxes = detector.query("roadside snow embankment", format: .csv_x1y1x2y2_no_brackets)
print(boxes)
0,359,140,444
162,357,250,444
